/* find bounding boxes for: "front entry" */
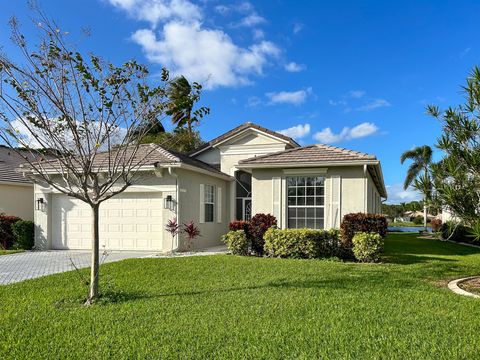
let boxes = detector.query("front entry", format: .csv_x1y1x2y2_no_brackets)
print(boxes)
235,170,252,221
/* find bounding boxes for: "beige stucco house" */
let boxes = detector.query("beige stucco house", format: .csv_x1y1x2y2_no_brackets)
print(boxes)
33,122,387,252
0,146,34,220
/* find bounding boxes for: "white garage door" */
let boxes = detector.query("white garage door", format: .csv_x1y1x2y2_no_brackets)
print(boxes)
52,192,163,250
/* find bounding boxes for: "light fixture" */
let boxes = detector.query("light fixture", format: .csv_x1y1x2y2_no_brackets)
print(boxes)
36,197,44,211
164,195,175,211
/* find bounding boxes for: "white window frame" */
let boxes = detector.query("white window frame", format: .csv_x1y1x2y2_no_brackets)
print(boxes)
204,184,215,223
286,176,325,229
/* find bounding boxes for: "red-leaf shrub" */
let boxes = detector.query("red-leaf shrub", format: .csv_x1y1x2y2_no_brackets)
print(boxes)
229,220,250,236
0,215,22,250
340,213,388,247
249,213,277,255
182,220,201,251
431,218,442,232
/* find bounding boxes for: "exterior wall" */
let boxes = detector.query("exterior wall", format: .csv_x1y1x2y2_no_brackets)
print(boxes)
0,183,34,220
365,172,381,214
34,171,177,252
194,148,220,167
251,166,367,230
176,168,230,249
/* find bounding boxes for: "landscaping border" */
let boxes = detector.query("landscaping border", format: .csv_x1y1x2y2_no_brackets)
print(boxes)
447,276,480,299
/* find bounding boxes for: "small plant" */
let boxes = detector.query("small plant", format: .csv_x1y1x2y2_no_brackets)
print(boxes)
430,218,442,232
249,213,277,255
340,213,387,247
412,216,423,225
165,218,180,252
222,230,249,255
11,220,35,250
229,220,250,233
0,214,22,249
183,220,201,251
352,232,384,263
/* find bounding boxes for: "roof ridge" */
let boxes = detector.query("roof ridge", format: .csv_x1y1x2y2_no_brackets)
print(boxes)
314,143,375,158
148,143,180,162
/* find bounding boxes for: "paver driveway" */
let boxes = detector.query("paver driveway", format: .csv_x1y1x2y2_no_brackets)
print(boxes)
0,250,153,285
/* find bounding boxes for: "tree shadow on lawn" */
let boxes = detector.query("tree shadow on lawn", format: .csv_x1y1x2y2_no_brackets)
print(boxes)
57,275,420,307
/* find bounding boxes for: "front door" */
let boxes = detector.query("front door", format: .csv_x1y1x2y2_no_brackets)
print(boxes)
243,198,252,221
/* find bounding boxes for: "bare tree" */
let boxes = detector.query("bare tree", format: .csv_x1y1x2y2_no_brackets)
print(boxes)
0,12,179,304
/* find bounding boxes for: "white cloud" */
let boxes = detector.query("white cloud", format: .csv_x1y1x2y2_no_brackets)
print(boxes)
328,99,347,106
385,184,422,204
284,62,305,72
293,22,304,34
313,122,379,144
252,29,265,40
266,88,312,105
131,23,280,89
237,13,266,27
107,0,202,26
214,4,230,15
278,124,311,139
356,98,391,111
348,90,365,98
247,96,262,107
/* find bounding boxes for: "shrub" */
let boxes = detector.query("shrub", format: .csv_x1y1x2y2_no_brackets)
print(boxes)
228,220,250,236
0,214,22,249
340,213,387,247
440,221,472,243
352,232,384,263
222,230,249,256
264,228,341,259
11,220,35,250
412,216,423,225
249,213,277,255
182,220,201,251
430,218,442,232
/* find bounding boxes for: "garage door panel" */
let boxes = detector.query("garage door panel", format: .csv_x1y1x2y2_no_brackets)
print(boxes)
52,192,163,250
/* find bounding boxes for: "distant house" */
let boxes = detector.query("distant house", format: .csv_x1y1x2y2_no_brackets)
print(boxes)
32,122,387,251
0,146,34,220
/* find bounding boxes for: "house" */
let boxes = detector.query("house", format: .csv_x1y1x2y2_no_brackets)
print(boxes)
0,146,34,220
33,122,387,252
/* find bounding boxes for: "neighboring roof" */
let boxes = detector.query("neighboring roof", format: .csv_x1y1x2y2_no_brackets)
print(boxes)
29,143,231,180
189,122,300,156
238,144,377,165
0,146,37,184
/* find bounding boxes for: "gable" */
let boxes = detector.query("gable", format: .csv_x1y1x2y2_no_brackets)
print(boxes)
220,129,290,147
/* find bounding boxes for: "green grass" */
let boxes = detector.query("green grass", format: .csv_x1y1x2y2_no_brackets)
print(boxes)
1,233,480,359
0,249,24,256
388,221,424,227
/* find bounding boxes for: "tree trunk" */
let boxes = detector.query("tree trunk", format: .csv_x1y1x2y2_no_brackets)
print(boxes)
86,204,100,305
423,203,428,231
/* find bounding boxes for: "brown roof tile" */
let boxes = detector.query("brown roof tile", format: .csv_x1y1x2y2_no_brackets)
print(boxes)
239,144,377,165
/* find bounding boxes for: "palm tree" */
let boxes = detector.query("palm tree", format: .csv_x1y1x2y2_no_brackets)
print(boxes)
400,145,433,229
166,76,209,133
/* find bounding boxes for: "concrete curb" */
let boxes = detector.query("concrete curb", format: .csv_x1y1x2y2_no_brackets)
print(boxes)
447,276,480,299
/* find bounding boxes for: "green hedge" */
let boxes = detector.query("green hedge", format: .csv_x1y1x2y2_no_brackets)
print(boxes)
222,230,249,256
264,228,341,259
11,220,35,250
352,232,384,263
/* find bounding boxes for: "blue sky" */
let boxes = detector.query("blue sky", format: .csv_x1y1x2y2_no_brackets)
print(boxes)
1,0,479,203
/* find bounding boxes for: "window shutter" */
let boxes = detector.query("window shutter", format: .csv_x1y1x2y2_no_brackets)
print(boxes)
330,175,341,228
217,186,222,223
272,177,281,225
199,184,205,224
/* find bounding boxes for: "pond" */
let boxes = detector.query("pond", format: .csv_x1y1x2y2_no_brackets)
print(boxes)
388,226,432,233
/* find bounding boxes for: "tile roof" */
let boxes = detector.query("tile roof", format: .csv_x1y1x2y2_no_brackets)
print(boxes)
0,146,40,184
189,122,299,155
239,144,377,165
31,143,228,178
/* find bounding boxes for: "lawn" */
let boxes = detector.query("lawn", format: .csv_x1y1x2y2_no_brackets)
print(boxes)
1,233,480,359
0,249,24,256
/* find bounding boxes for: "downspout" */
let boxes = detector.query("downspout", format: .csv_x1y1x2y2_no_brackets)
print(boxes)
168,166,180,252
363,164,368,213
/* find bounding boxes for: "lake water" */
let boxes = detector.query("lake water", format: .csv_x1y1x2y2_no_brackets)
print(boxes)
388,226,432,233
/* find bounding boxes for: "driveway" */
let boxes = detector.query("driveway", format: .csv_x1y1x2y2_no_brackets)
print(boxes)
0,250,153,285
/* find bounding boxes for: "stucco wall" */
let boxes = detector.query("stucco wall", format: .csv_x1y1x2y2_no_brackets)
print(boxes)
176,168,230,249
194,148,220,166
0,183,34,220
251,166,367,230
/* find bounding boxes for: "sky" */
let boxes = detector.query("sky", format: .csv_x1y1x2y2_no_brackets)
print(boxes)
1,0,479,203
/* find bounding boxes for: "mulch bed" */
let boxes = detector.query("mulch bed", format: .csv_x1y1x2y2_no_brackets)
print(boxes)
458,277,480,296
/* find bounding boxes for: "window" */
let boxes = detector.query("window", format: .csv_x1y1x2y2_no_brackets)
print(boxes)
204,184,215,222
287,176,325,229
